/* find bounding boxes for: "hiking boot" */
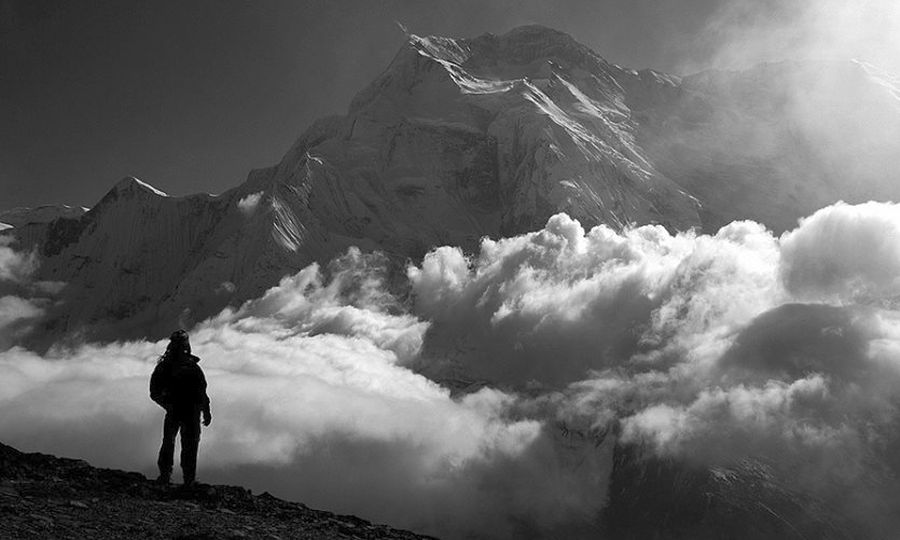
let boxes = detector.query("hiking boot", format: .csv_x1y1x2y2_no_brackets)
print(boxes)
156,472,171,485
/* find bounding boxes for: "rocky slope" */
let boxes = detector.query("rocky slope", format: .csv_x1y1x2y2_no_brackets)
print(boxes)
0,441,432,540
602,443,860,539
5,25,900,344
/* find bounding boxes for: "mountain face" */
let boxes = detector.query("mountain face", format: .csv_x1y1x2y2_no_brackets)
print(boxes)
602,443,859,539
0,205,87,229
5,25,900,343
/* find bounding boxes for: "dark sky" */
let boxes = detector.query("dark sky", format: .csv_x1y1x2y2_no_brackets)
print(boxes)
1,0,728,211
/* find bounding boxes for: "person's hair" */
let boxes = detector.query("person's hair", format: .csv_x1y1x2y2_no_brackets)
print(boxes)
158,329,191,363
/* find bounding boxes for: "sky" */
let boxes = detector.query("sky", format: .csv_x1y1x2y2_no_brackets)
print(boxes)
0,0,784,212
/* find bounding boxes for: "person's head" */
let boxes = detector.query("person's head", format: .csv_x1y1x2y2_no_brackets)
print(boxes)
166,329,191,357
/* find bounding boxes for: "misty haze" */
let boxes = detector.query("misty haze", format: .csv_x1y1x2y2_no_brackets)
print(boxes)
3,1,900,539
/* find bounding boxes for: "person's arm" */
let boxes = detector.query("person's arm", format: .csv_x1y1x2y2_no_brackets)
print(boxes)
198,365,212,426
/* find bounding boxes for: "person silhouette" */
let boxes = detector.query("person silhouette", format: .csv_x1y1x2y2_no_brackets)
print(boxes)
150,330,212,486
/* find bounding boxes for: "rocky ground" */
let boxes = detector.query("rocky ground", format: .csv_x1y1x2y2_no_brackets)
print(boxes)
0,442,434,540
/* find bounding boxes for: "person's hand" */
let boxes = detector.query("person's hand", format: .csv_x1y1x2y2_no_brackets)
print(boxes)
203,411,212,427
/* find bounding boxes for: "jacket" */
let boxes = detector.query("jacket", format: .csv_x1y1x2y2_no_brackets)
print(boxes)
150,352,211,416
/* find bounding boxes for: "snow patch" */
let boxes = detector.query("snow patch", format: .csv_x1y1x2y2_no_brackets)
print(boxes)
854,59,900,103
271,196,305,252
118,177,168,197
409,32,516,95
133,178,168,197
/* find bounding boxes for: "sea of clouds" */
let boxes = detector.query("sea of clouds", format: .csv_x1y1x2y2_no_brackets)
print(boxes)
2,201,900,538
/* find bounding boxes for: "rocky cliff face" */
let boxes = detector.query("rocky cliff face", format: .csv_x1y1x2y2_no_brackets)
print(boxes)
5,25,899,343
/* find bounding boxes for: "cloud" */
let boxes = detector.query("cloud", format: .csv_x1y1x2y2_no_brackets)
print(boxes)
237,191,263,215
4,202,900,537
409,214,782,386
0,235,36,283
695,0,900,73
407,203,900,534
0,236,58,350
0,295,45,349
0,247,605,538
781,201,900,304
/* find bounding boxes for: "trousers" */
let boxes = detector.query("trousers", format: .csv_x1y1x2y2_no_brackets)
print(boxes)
157,408,201,483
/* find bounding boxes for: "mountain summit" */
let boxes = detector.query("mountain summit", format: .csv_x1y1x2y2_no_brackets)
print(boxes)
6,25,900,343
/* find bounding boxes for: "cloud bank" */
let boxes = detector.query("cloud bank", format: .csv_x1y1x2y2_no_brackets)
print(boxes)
696,0,900,73
3,201,900,537
0,247,605,538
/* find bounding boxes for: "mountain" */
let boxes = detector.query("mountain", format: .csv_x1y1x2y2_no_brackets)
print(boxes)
5,25,900,343
0,205,87,229
0,441,433,540
602,443,859,539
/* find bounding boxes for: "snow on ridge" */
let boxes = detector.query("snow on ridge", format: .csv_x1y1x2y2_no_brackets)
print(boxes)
114,176,169,197
853,59,900,103
271,196,305,252
522,77,642,173
409,32,516,95
0,204,88,227
408,32,471,66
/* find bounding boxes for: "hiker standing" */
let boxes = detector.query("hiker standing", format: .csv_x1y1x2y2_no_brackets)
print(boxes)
150,330,212,486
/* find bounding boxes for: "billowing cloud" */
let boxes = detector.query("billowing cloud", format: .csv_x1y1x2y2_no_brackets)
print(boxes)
0,247,605,538
409,214,782,386
3,202,900,537
408,202,900,535
781,201,900,303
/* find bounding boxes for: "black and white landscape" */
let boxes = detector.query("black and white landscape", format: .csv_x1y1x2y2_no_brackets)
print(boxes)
3,1,900,538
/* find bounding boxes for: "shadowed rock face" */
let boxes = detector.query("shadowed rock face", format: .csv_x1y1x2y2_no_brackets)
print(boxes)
602,442,860,540
5,25,900,344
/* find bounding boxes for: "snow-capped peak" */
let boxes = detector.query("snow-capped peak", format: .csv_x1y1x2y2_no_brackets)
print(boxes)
112,176,169,197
